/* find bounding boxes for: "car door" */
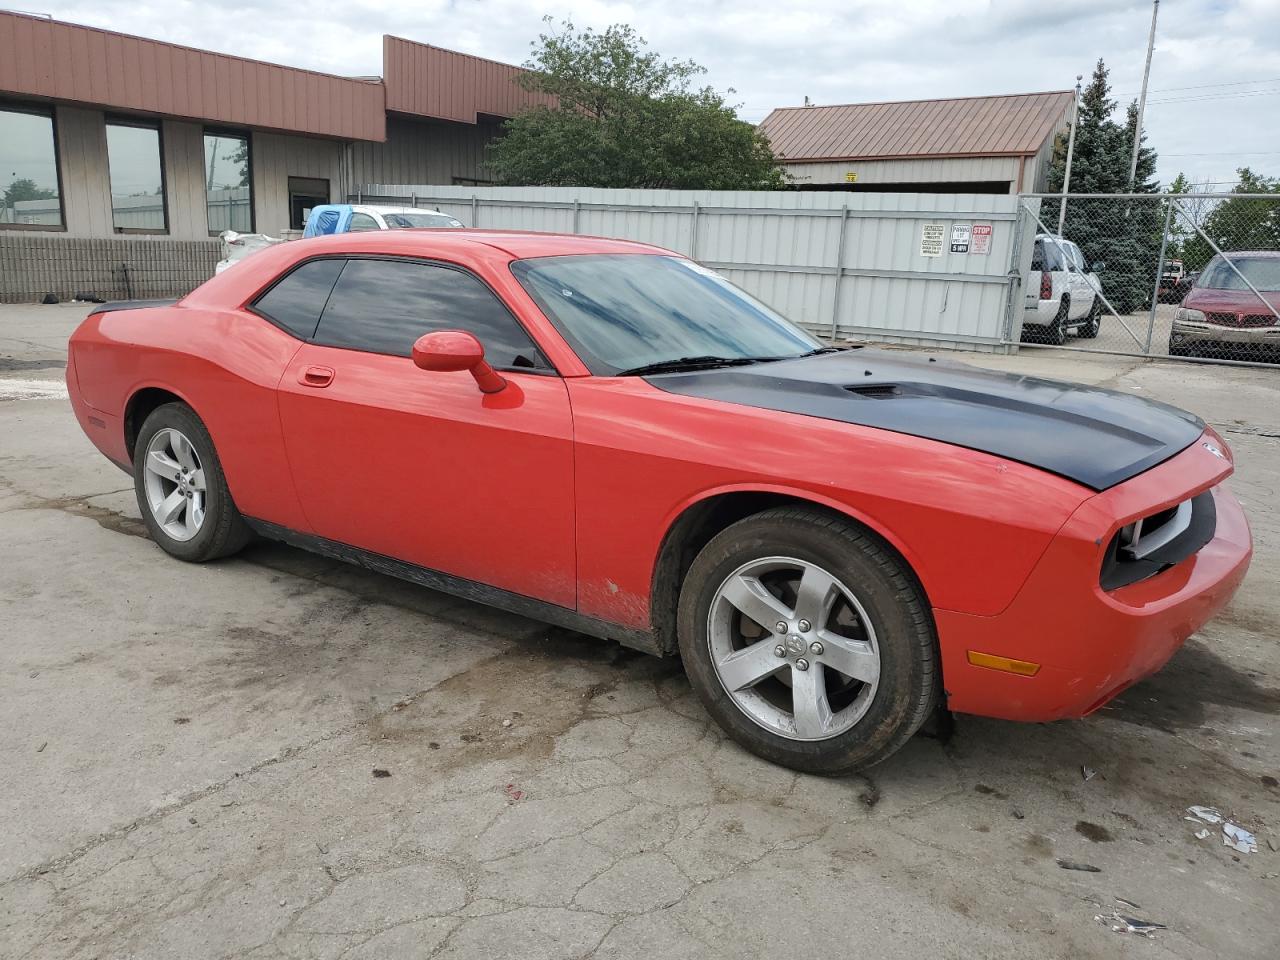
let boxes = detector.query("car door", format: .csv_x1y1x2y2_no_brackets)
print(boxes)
275,256,577,608
1066,242,1094,318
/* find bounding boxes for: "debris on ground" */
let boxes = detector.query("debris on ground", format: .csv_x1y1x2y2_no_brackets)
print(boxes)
1187,806,1258,854
174,717,190,725
1114,896,1142,912
1224,823,1258,855
502,718,513,728
1268,837,1278,853
1186,805,1224,824
1095,904,1167,938
1081,765,1098,782
1057,859,1102,873
1011,808,1025,820
35,741,47,752
371,768,391,778
504,783,524,802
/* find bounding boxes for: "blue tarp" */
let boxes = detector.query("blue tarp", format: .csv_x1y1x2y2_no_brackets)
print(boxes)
302,204,353,238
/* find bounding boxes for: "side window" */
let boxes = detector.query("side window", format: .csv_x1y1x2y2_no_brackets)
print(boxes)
348,212,380,232
313,258,548,370
252,258,346,340
1031,240,1045,271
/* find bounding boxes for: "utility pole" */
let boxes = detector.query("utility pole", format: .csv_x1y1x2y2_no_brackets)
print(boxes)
1128,0,1159,190
1057,76,1082,237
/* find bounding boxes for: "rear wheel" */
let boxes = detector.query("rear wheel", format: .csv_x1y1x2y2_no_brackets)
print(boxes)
1079,297,1102,339
1047,297,1069,345
133,403,251,562
677,507,938,774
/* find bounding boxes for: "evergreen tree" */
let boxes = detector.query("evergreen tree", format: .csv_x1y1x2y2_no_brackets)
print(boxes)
1043,59,1162,313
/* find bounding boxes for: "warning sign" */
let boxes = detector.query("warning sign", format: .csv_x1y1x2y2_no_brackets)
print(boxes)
971,223,993,255
844,171,858,183
950,223,971,254
920,223,945,258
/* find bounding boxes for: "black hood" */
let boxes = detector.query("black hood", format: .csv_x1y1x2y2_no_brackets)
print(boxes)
647,349,1204,491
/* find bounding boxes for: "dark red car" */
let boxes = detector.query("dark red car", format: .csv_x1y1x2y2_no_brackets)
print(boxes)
1170,252,1280,357
67,230,1252,773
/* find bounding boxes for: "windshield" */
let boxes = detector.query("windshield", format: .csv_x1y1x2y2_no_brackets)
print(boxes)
1198,256,1280,292
381,212,463,229
510,254,821,375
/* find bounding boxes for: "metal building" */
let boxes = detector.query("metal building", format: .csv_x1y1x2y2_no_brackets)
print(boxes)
759,92,1074,195
0,11,552,299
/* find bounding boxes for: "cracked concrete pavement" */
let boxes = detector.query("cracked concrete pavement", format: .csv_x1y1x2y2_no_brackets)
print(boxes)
2,303,1279,959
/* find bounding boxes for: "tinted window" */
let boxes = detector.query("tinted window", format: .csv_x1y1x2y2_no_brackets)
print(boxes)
253,258,346,339
1,106,61,227
349,212,380,232
1036,239,1067,271
314,259,547,369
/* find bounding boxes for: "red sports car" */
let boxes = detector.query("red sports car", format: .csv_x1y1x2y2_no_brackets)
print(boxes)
67,230,1252,773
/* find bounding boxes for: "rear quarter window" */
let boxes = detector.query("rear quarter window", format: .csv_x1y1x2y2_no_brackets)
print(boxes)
252,258,346,340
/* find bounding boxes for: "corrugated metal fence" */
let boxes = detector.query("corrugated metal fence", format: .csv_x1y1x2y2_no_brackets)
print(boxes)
359,185,1038,351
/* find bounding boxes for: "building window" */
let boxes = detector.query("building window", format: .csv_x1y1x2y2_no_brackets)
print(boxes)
0,105,63,229
204,131,252,234
288,176,329,231
106,120,166,233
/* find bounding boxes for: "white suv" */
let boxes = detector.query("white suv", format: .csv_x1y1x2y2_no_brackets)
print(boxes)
1022,234,1103,344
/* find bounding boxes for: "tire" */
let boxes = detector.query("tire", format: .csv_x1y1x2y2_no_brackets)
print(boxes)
677,507,938,775
1079,298,1102,339
1047,297,1069,345
133,402,252,562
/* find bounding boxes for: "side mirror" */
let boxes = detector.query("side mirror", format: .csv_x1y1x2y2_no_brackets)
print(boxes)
1092,261,1105,272
412,330,506,394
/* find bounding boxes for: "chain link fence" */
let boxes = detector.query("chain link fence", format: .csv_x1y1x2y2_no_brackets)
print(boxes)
1011,192,1280,366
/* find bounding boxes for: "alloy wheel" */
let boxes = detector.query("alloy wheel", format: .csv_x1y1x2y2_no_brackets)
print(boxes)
707,556,881,741
142,427,207,542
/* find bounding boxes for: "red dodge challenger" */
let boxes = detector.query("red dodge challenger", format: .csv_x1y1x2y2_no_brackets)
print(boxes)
67,230,1252,773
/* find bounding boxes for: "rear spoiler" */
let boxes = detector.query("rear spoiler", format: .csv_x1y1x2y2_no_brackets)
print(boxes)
88,298,180,315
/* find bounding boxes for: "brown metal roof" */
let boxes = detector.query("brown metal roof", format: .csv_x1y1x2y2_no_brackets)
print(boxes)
383,36,555,124
759,91,1074,162
0,11,385,141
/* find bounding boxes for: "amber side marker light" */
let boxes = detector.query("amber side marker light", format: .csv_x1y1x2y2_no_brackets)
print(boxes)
967,651,1041,677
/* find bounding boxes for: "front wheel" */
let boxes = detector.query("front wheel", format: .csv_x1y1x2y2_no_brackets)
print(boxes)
677,507,939,774
133,402,252,562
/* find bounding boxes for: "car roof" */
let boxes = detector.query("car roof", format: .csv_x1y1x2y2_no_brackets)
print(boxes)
292,228,672,259
1207,250,1280,259
354,205,458,217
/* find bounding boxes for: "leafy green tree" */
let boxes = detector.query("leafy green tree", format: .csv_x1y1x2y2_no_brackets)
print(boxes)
1180,168,1280,270
489,20,786,189
1043,59,1161,313
3,177,56,206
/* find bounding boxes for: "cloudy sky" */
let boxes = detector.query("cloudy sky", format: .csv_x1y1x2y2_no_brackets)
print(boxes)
42,0,1280,187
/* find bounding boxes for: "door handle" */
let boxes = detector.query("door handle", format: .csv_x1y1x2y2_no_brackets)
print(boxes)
298,365,335,388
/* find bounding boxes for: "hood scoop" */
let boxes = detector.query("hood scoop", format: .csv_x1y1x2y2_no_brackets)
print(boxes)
846,383,903,399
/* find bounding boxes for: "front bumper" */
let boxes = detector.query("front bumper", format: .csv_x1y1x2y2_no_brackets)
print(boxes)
1171,319,1280,346
937,437,1252,722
